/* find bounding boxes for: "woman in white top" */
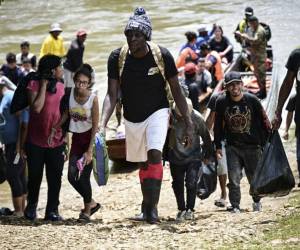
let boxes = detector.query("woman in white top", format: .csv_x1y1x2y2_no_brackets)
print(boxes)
50,64,100,221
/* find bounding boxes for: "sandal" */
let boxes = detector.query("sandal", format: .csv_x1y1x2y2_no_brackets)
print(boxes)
90,203,101,216
80,203,101,217
78,212,90,222
214,198,226,207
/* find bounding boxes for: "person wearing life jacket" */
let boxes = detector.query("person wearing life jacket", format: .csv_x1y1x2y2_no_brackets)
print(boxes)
234,6,254,46
100,7,193,224
40,23,66,58
176,47,198,70
16,41,37,70
200,43,224,89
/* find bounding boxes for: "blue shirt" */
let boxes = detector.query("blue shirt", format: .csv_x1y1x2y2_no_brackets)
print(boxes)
196,29,215,49
179,43,198,53
0,90,29,144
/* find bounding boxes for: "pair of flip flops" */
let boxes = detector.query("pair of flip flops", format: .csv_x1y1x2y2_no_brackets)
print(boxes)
78,203,101,222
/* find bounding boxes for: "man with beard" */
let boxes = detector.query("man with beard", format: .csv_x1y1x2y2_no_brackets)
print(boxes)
213,71,271,213
100,7,193,224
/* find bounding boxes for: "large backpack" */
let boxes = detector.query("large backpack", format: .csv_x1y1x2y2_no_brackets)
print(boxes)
260,22,272,42
10,72,38,114
118,41,174,107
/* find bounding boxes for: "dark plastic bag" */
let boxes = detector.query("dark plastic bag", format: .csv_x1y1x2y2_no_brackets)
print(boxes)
250,131,295,197
196,162,217,200
0,148,7,184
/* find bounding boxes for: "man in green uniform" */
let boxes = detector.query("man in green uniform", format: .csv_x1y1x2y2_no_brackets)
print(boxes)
235,16,267,99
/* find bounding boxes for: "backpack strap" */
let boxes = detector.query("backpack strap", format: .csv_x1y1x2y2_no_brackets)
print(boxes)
118,42,167,82
147,41,166,82
118,44,129,81
147,41,174,107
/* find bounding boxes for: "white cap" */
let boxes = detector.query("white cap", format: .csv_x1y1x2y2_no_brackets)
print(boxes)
49,23,62,32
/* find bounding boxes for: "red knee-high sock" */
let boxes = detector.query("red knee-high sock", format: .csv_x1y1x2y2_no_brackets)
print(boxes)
139,163,163,183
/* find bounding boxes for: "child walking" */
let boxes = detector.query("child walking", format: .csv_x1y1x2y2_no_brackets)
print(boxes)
50,64,100,221
167,99,213,221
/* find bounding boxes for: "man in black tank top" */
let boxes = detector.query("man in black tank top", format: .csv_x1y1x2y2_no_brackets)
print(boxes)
100,7,193,224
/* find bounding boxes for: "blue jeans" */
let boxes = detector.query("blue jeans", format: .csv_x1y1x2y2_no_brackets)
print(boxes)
226,145,262,208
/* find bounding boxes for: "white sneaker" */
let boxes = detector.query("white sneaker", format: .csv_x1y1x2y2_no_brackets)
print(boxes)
184,209,194,220
230,207,241,214
176,210,186,221
252,202,262,212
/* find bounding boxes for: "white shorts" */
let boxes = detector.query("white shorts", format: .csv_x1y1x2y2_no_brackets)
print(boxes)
124,108,170,162
63,68,75,88
217,141,228,176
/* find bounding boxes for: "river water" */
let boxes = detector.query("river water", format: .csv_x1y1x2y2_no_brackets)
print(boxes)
0,0,299,202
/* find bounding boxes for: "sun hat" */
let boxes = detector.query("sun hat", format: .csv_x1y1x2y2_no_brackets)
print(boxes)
49,23,62,32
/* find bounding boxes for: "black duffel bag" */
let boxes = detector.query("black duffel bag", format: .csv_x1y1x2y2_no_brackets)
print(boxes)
250,131,295,197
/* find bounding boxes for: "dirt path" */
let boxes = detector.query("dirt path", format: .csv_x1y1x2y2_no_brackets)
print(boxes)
0,140,299,250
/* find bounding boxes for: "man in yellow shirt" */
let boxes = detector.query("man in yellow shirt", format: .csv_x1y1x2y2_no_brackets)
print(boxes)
40,23,66,58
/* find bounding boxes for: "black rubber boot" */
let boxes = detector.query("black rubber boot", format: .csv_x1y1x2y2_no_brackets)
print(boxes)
142,179,162,224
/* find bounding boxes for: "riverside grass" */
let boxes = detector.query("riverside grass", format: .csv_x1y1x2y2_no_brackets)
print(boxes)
221,191,300,250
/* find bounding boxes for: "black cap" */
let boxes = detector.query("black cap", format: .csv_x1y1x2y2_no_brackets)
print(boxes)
248,15,258,23
245,7,254,16
224,71,242,87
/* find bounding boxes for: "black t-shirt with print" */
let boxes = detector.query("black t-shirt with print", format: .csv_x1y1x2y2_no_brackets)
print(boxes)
107,45,178,123
286,48,300,124
214,92,270,149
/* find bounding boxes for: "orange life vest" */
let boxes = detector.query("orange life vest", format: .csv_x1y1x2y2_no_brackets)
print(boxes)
176,47,198,69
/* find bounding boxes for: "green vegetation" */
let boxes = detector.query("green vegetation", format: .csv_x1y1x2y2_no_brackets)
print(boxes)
222,192,300,250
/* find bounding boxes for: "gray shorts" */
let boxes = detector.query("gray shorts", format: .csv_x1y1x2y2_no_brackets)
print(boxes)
217,141,227,176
